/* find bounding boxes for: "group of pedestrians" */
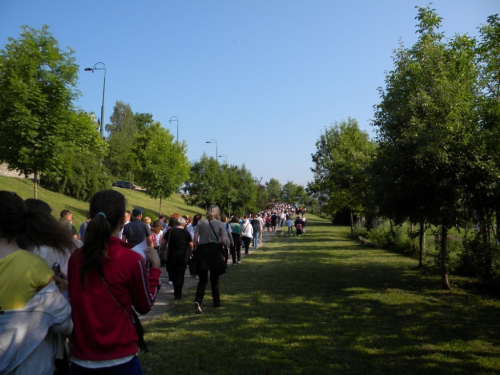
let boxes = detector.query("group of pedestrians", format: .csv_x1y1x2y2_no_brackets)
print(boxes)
0,190,161,375
0,189,305,374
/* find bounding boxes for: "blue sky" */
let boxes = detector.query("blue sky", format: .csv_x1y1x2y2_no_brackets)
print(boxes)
1,0,498,187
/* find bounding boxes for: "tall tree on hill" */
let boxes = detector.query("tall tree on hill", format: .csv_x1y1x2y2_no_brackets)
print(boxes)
0,25,79,198
105,101,137,178
372,6,478,288
133,121,189,214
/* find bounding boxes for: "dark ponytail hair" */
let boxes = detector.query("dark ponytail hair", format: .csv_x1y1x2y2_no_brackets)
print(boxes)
0,192,73,252
79,190,126,286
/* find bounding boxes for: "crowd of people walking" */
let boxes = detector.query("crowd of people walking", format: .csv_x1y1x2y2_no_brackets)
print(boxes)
0,190,307,374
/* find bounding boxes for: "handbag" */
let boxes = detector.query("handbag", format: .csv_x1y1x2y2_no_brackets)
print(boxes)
98,268,149,353
159,231,170,263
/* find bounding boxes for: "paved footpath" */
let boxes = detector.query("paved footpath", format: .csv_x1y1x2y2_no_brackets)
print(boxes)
140,228,279,321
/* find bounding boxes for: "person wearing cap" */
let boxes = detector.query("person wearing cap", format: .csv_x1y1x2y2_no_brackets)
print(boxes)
122,208,153,250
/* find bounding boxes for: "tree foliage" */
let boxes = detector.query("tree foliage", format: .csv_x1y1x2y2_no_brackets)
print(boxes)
133,121,189,213
308,118,375,226
0,25,80,197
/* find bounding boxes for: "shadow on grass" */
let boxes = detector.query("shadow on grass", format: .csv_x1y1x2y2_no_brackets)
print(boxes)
141,217,500,375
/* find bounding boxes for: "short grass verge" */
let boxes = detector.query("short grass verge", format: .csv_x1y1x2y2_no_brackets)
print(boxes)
141,215,500,375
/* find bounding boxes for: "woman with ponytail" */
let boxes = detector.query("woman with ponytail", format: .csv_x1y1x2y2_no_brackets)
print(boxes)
67,190,161,375
0,192,73,375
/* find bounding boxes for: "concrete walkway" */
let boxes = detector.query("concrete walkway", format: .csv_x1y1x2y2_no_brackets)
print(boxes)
140,228,279,321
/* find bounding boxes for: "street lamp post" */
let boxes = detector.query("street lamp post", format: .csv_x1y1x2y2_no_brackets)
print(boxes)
218,154,228,164
206,139,218,161
84,62,106,138
169,116,179,142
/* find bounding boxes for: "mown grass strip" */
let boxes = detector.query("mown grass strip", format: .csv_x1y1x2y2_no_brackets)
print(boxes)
141,215,500,375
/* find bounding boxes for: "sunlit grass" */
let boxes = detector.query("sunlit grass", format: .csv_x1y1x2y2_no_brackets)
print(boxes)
140,215,500,375
0,175,202,225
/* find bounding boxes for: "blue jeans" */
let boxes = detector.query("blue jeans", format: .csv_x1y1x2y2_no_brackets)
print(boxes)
253,231,259,248
71,356,143,375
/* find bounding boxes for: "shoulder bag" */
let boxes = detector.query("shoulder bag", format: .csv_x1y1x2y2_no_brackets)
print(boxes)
98,268,149,353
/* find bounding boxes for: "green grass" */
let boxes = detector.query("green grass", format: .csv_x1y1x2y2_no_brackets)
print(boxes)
0,176,203,226
140,215,500,375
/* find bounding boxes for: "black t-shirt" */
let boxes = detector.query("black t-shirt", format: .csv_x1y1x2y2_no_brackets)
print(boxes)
165,227,192,264
122,220,151,245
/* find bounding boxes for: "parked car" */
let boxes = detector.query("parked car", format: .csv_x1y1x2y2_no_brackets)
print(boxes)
112,181,135,189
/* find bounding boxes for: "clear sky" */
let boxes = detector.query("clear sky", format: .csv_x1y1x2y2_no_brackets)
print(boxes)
1,0,498,187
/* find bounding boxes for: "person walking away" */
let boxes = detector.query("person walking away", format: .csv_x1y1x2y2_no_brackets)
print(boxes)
220,214,233,268
302,216,307,234
229,216,242,264
78,212,91,244
151,220,163,253
163,217,193,300
193,205,226,313
240,216,253,255
251,215,261,248
295,215,303,237
287,217,294,236
0,192,73,375
122,208,153,259
67,189,161,374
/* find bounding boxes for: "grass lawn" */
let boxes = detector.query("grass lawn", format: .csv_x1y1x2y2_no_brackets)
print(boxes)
0,176,203,226
140,215,500,375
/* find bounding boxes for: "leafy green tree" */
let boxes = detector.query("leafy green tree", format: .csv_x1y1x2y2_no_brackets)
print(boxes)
105,101,137,178
308,118,375,231
183,154,225,210
372,6,478,288
133,121,189,214
266,178,282,202
41,111,109,201
134,112,154,133
0,25,79,198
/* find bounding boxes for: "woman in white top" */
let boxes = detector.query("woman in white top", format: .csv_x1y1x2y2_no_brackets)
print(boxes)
240,216,253,255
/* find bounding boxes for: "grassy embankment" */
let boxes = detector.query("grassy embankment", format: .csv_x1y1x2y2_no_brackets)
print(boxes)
0,176,202,226
140,215,500,375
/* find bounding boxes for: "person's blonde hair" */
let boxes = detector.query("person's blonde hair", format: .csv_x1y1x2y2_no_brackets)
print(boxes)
143,216,151,225
206,205,220,220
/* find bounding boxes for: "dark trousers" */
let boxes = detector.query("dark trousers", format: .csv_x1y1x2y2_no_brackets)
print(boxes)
242,236,251,254
169,263,187,298
195,270,222,307
230,233,241,263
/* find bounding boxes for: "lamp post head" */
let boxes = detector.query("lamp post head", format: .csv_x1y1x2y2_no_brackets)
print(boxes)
84,67,93,72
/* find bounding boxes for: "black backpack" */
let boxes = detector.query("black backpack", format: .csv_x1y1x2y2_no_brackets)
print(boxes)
252,219,260,231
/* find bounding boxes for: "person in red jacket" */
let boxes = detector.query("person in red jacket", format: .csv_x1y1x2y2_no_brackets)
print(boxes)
67,190,161,375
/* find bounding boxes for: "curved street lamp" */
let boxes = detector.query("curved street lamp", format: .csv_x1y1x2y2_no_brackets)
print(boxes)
84,62,106,138
169,116,179,142
218,154,228,164
206,139,218,161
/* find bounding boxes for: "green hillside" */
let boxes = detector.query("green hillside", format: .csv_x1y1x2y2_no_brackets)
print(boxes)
0,176,204,228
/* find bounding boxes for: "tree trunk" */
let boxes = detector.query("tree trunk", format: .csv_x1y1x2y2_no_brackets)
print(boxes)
496,207,500,245
410,222,417,254
33,171,38,199
350,209,354,234
389,218,394,236
159,195,162,216
418,219,425,268
441,226,450,290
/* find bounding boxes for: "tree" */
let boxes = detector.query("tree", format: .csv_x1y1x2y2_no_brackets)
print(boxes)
133,122,189,214
308,118,375,231
372,6,478,288
41,111,109,201
266,178,281,202
182,154,225,210
105,101,137,178
0,25,79,198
